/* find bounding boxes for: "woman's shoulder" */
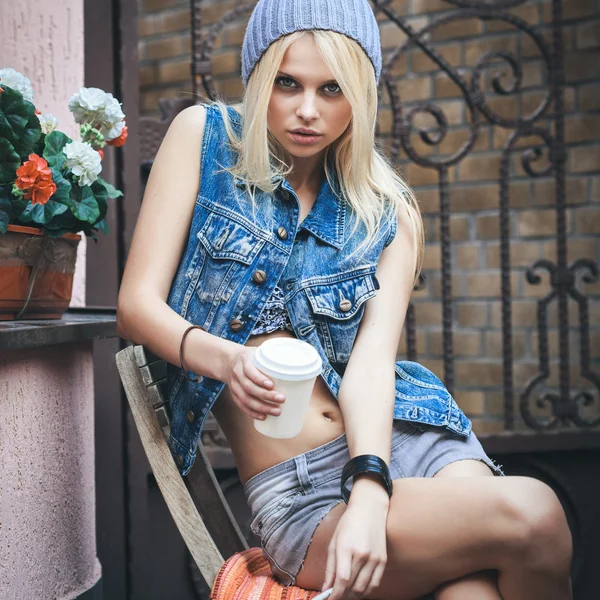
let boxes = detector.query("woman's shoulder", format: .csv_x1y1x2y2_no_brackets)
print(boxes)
165,102,242,158
166,104,209,140
185,101,242,125
175,101,243,139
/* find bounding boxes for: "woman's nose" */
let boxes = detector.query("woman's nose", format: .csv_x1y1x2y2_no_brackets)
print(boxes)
296,93,319,120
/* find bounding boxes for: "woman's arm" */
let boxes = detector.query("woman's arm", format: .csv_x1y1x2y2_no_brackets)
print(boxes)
321,203,419,600
117,105,304,421
116,104,238,382
337,201,418,501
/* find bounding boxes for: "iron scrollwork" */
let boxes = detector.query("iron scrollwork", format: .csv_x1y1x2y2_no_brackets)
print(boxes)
180,0,599,434
371,0,599,430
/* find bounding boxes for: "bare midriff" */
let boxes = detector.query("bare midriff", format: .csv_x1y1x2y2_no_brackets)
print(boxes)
211,329,345,487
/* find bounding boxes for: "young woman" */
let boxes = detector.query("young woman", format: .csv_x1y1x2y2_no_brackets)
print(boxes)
117,1,573,599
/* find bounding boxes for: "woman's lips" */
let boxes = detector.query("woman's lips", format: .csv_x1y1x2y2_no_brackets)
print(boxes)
289,131,323,145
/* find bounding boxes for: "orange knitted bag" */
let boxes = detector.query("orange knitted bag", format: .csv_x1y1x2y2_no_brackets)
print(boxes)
210,548,321,600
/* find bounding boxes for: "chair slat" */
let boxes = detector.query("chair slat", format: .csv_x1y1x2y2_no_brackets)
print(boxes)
133,344,162,367
203,413,220,432
155,405,171,430
140,360,168,386
116,345,224,586
146,378,169,408
185,443,249,559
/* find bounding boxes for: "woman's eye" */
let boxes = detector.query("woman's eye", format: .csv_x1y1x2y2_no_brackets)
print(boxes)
276,76,296,89
324,83,341,94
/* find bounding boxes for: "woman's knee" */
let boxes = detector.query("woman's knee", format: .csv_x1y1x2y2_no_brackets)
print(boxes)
506,477,573,572
434,570,500,600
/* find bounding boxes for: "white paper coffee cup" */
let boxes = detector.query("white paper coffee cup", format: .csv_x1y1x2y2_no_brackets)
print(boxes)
252,338,322,438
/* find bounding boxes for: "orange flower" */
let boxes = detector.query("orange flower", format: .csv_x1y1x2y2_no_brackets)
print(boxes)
25,179,57,205
15,154,56,205
97,148,104,160
15,154,52,190
107,124,128,147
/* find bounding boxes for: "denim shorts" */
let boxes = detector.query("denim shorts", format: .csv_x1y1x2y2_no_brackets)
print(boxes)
242,419,504,586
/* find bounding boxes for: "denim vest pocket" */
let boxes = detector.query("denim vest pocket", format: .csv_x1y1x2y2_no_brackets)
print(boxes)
304,269,377,363
192,211,265,323
198,211,264,264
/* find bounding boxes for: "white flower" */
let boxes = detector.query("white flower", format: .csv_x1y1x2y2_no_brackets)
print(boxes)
37,113,59,135
101,116,125,141
69,87,108,120
69,86,125,141
0,68,34,103
64,140,102,187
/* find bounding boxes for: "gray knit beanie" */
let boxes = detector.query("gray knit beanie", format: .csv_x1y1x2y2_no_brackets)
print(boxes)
241,0,382,87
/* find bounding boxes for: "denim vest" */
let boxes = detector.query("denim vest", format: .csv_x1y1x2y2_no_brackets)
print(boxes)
166,103,471,475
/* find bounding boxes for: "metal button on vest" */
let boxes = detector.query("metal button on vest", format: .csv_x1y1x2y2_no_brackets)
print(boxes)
339,298,352,312
186,410,195,424
253,270,267,284
229,318,243,332
176,454,185,467
277,226,288,240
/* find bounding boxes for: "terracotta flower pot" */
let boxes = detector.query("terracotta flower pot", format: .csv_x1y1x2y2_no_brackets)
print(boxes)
0,224,81,320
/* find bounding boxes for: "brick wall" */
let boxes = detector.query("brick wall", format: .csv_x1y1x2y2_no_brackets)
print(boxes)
138,0,600,434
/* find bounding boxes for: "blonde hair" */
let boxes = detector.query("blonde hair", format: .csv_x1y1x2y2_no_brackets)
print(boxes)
212,30,423,283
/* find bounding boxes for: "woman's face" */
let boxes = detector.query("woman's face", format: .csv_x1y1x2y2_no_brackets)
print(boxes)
267,35,352,162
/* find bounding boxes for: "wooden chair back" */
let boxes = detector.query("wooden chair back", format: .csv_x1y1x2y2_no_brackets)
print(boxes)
115,344,248,588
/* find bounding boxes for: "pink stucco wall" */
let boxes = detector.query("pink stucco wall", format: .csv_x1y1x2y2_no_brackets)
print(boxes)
0,0,87,307
0,2,101,598
0,343,101,599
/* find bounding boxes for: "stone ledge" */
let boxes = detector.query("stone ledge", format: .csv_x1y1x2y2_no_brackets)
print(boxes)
481,427,600,454
0,307,118,351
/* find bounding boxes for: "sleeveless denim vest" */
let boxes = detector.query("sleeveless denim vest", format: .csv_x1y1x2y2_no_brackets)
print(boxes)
165,103,471,475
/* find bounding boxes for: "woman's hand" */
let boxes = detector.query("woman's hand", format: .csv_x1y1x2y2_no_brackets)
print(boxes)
224,346,286,420
323,479,390,600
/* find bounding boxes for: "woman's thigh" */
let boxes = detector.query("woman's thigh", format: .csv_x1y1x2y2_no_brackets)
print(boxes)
434,457,496,478
295,474,523,600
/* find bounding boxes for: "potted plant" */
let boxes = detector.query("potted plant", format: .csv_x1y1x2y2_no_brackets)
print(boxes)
0,68,127,320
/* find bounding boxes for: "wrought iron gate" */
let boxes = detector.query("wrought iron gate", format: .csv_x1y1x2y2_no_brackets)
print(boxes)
140,0,599,443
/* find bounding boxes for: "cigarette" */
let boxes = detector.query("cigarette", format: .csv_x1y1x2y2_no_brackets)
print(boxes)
312,588,333,600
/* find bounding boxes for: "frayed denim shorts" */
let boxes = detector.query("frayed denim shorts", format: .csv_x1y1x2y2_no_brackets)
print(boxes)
242,419,504,586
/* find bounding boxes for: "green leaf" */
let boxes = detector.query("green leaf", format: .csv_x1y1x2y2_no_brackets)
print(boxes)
0,138,21,185
95,217,110,235
0,86,29,142
31,131,46,157
43,131,72,169
42,209,78,232
96,177,123,198
0,185,11,201
36,225,80,238
10,193,29,219
19,197,69,224
0,195,12,234
12,101,42,160
90,180,108,224
49,167,72,206
71,184,100,224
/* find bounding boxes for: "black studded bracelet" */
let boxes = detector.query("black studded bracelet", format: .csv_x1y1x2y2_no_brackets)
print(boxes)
340,454,393,504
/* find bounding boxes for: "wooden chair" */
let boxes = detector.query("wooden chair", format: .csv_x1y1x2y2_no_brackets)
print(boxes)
115,343,249,591
115,344,439,600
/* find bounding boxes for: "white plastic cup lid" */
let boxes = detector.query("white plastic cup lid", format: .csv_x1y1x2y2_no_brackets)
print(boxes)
253,338,322,381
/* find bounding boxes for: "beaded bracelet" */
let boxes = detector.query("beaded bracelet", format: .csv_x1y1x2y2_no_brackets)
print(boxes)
179,324,206,383
340,454,393,504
